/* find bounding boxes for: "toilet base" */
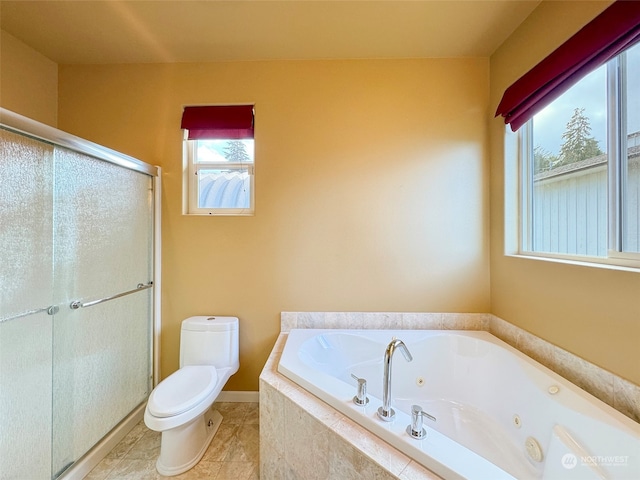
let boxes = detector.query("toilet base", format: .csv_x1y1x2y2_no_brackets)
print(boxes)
155,406,223,476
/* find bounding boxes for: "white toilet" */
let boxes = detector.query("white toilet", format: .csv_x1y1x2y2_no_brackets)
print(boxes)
144,316,239,476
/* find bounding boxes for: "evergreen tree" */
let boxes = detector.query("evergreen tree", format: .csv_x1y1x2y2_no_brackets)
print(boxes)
558,108,603,166
223,140,250,162
533,145,558,174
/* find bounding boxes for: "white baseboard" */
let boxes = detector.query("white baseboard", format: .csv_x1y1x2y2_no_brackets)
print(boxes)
217,391,259,402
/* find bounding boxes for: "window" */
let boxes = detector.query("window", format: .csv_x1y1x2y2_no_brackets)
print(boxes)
185,138,254,215
518,42,640,266
181,105,254,216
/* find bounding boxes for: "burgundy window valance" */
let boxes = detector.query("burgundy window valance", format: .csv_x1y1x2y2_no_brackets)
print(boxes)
181,105,254,140
495,0,640,132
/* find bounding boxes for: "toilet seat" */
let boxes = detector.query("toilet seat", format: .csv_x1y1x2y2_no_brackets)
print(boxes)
147,366,218,418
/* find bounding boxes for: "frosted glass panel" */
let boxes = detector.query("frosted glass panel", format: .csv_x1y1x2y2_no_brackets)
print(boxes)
51,291,152,475
52,148,153,476
0,128,54,319
0,128,54,479
53,148,153,303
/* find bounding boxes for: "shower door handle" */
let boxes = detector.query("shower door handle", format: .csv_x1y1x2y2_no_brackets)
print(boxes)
0,305,59,324
70,281,153,310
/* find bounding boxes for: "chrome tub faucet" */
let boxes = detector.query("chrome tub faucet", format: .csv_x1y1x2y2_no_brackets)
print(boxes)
377,338,412,422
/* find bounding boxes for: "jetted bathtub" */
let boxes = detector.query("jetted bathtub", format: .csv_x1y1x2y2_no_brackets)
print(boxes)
278,329,640,480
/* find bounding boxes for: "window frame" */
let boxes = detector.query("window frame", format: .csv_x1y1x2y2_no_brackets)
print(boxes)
513,49,640,270
183,135,255,216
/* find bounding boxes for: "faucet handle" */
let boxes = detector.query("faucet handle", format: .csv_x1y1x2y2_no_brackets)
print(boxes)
350,373,369,406
406,404,436,440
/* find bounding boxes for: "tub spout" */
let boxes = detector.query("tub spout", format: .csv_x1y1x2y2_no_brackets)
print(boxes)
377,338,412,422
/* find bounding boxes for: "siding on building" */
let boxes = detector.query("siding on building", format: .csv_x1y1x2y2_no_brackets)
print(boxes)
199,171,250,209
532,137,639,255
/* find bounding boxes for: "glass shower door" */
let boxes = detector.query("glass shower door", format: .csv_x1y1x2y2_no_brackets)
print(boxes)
0,128,55,479
51,147,153,477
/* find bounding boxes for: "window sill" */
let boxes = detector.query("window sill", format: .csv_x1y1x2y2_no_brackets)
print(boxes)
183,212,254,217
505,251,640,273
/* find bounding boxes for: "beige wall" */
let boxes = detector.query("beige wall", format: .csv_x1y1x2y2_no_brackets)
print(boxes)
0,30,58,127
58,59,490,390
490,1,640,385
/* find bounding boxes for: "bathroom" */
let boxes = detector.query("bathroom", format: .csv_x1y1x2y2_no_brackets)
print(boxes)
0,1,638,479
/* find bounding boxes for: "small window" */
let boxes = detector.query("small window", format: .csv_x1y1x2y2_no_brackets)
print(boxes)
518,43,640,266
181,105,254,216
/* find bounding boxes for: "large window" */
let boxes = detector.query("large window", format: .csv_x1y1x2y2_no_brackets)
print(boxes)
519,42,640,266
181,105,255,216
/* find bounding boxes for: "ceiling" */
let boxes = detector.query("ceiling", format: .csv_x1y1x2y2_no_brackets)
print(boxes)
0,1,541,65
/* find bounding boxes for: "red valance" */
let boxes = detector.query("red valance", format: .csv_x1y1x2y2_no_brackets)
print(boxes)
181,105,254,140
495,0,640,132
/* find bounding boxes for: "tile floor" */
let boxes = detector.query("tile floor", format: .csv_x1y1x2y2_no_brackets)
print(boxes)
85,402,259,480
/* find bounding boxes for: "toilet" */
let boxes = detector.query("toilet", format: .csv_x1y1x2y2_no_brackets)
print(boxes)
144,316,239,476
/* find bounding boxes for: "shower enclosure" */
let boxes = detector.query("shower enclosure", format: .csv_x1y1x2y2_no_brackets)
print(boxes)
0,109,160,480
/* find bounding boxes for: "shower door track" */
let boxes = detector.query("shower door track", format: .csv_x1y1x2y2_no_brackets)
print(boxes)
0,108,156,176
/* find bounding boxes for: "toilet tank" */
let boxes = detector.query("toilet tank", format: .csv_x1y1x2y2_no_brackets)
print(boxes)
179,316,239,372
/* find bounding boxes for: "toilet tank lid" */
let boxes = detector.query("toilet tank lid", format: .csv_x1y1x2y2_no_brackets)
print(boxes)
182,316,239,332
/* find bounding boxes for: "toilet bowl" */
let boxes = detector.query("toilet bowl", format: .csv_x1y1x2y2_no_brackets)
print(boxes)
144,316,239,476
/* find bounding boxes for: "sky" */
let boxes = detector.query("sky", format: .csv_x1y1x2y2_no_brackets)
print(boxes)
196,139,255,163
533,42,640,156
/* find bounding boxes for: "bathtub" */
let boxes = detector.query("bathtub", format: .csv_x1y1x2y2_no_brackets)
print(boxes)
277,329,640,480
